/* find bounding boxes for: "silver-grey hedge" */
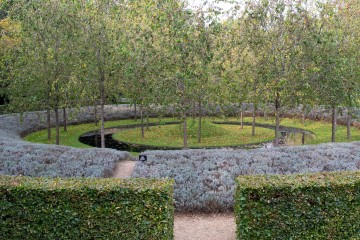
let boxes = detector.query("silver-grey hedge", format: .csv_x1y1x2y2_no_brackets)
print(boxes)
0,105,135,178
133,142,360,212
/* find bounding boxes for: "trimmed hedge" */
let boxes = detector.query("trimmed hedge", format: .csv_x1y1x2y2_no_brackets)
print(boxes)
0,175,174,240
235,171,360,239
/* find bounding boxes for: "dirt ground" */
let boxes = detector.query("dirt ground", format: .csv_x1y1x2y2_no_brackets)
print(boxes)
113,160,236,240
174,213,236,240
113,160,136,178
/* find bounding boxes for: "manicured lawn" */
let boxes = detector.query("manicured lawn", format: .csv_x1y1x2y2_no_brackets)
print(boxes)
113,119,274,147
237,116,360,144
24,116,360,150
24,118,174,148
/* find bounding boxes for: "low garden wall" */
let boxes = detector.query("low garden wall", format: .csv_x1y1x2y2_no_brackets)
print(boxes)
1,175,174,240
235,171,360,239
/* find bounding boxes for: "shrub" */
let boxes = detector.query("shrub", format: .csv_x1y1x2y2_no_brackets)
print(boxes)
0,175,174,240
133,142,360,212
235,171,360,239
0,106,135,178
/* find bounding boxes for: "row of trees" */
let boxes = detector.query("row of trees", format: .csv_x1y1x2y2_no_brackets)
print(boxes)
1,0,359,148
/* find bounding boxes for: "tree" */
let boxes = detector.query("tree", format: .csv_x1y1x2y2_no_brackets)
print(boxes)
9,0,79,144
243,0,310,145
76,0,126,148
337,0,360,139
0,16,19,107
304,0,351,142
121,0,166,138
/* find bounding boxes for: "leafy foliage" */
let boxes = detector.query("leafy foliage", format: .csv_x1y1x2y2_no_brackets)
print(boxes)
235,172,360,239
0,175,174,240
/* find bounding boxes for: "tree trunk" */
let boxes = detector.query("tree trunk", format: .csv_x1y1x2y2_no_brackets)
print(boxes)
198,101,202,143
183,116,188,149
94,102,98,126
252,104,256,137
264,104,268,120
302,132,305,145
302,105,306,125
47,109,51,141
63,108,67,132
331,106,337,142
146,108,149,131
275,92,280,146
192,101,196,123
55,108,60,145
100,74,106,148
134,103,137,121
240,103,244,129
140,105,144,138
347,108,351,140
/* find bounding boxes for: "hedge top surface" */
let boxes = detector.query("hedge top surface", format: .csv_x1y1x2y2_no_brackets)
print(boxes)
236,171,360,189
0,175,174,191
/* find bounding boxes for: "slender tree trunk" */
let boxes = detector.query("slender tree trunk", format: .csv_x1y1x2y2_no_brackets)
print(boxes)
198,101,202,143
179,78,188,149
275,92,280,146
331,106,337,142
63,108,67,132
347,107,351,140
55,108,60,145
100,74,106,148
94,102,98,126
134,103,137,121
192,101,196,123
146,108,149,131
302,105,306,125
264,104,268,120
140,105,144,138
302,132,305,145
47,109,51,141
240,103,244,129
183,116,188,149
252,104,256,136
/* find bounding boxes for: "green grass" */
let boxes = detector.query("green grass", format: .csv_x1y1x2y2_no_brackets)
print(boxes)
24,118,176,148
235,116,360,144
113,119,274,148
24,116,360,151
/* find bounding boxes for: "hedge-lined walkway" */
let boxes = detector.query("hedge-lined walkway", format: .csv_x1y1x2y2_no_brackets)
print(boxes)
174,213,236,240
113,160,236,240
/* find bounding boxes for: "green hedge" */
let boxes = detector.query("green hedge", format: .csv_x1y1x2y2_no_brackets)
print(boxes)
235,171,360,239
0,176,174,240
0,104,6,114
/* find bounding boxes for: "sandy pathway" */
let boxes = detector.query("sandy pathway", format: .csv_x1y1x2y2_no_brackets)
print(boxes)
113,161,236,239
174,213,236,240
113,160,136,178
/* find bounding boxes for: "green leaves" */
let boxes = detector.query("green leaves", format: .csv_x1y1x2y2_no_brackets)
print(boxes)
1,176,175,240
235,172,360,239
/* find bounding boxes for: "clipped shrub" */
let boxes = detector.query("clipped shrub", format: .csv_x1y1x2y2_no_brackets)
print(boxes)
0,106,135,178
235,171,360,239
133,142,360,212
1,175,174,240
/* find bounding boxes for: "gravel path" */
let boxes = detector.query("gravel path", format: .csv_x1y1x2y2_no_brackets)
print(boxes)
113,160,136,178
113,160,236,240
174,213,236,240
